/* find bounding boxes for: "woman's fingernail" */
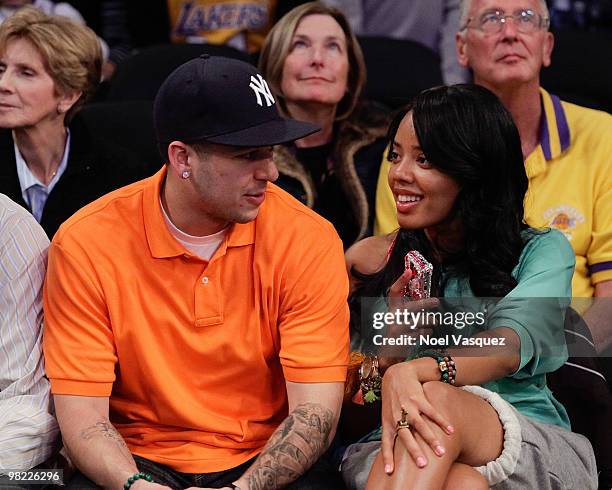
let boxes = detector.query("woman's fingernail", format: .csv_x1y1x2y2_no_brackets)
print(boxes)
385,464,393,474
416,457,427,468
435,445,445,456
447,425,455,434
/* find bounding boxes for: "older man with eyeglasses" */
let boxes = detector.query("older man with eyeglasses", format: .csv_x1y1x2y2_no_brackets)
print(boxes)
459,0,612,347
376,0,612,345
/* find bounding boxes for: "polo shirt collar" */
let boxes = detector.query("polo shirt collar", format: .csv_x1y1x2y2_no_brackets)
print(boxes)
143,166,255,259
538,88,571,161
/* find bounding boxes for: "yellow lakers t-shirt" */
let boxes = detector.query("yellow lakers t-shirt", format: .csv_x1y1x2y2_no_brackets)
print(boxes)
374,89,612,298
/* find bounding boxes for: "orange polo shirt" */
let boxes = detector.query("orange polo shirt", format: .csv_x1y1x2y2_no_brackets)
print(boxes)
43,167,349,472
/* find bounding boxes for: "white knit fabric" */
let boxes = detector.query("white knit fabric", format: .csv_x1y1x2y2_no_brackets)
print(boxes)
462,385,523,486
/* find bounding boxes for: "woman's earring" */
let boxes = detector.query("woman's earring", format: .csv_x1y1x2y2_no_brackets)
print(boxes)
181,170,191,179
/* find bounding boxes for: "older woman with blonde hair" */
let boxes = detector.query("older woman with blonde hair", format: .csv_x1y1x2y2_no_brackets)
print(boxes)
259,1,388,247
0,7,147,238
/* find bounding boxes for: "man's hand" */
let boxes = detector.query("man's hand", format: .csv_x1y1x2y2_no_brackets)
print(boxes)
132,481,172,489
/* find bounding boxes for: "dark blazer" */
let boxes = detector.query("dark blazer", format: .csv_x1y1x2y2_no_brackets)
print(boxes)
0,117,151,239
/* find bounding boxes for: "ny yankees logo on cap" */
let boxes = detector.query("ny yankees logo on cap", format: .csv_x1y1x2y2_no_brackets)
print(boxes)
154,55,318,148
249,74,275,107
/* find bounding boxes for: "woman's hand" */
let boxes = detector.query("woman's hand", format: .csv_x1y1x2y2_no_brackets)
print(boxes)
380,361,454,474
387,268,438,312
378,269,439,370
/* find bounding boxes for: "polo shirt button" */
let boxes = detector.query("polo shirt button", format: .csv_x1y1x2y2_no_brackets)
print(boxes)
201,276,209,284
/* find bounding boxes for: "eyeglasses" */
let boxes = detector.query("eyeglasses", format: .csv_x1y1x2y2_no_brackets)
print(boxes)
462,9,550,34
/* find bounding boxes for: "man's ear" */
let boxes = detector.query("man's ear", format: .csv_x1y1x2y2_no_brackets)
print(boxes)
456,32,470,68
541,31,554,68
167,141,191,177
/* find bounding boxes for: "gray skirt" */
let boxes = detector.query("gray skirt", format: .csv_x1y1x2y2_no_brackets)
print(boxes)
341,385,598,490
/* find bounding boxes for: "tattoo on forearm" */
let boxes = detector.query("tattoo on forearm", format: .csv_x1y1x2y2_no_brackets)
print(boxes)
80,421,131,457
246,403,335,490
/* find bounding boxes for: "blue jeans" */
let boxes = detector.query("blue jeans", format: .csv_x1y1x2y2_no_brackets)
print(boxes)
66,454,345,489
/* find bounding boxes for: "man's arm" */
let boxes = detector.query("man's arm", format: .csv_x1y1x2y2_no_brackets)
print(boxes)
54,395,169,490
584,280,612,353
231,381,343,490
0,206,59,471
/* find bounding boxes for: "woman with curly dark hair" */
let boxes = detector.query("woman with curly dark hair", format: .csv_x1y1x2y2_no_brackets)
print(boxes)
342,85,597,489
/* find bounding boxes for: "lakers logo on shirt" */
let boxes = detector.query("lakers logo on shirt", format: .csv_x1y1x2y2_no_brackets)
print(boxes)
543,205,584,241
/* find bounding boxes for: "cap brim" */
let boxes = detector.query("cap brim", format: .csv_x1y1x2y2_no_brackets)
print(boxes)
203,117,319,147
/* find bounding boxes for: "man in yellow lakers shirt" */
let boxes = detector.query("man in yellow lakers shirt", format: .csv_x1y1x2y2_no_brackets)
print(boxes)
167,0,277,53
375,0,612,350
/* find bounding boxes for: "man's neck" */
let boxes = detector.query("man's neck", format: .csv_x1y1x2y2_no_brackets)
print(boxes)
13,121,68,185
284,101,336,148
477,78,542,159
161,170,228,237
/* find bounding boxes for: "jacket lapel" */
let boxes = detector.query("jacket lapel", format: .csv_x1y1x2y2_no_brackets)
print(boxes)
0,129,29,210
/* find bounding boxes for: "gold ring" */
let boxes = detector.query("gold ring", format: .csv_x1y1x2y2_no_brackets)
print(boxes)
397,420,410,430
397,407,410,430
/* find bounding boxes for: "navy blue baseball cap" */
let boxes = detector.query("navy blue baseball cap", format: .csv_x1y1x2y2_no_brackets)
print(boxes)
153,54,319,148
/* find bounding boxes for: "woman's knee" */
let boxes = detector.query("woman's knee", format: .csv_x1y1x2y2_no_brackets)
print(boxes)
443,463,488,490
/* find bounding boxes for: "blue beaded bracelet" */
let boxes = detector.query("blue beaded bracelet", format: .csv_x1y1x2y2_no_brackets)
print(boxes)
124,472,153,489
418,350,456,385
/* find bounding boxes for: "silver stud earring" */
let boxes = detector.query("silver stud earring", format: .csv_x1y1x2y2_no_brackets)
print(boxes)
181,171,191,179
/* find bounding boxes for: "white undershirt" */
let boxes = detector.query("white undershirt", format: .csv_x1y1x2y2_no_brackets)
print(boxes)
160,198,227,260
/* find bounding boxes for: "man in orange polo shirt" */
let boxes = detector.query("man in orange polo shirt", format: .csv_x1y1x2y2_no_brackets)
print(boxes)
43,56,349,490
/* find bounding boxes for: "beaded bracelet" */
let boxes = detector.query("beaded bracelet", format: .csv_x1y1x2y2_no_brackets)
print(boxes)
418,350,456,385
124,472,153,489
359,355,382,403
